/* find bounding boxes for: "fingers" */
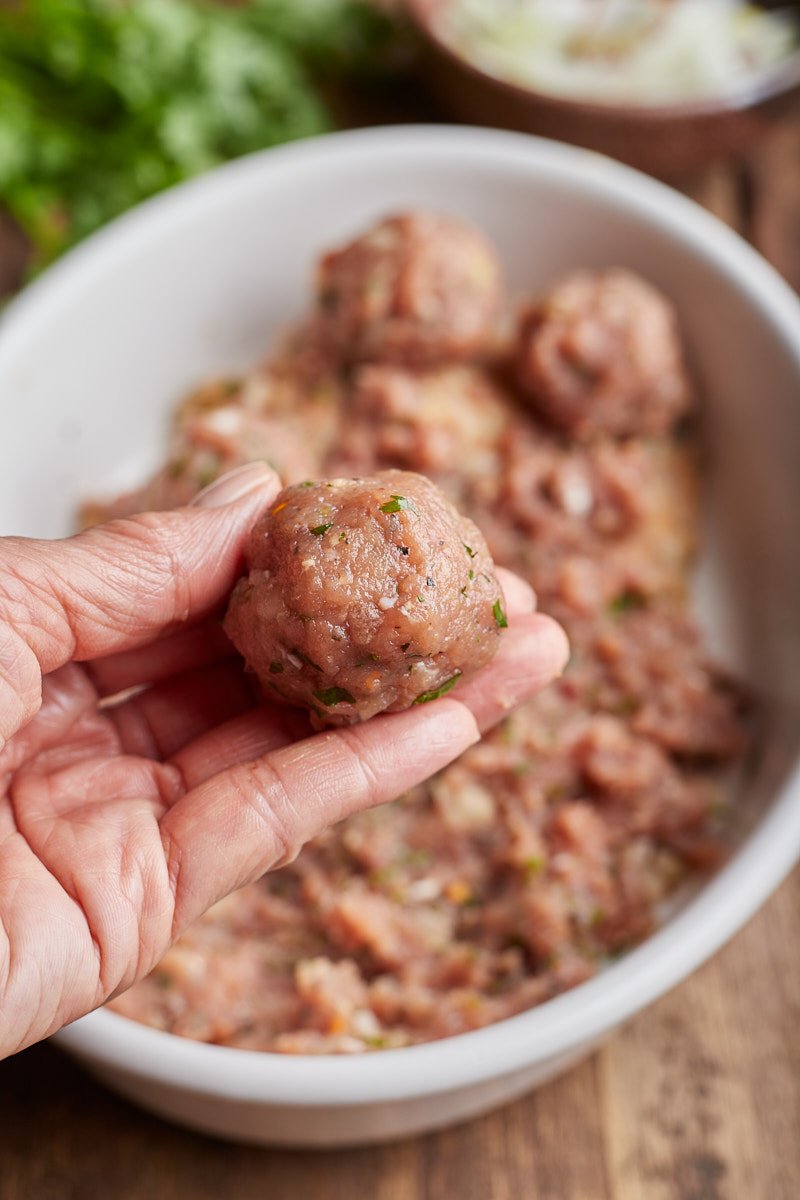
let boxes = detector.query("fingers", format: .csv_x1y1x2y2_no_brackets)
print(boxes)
158,604,567,931
160,699,481,932
0,622,42,751
0,462,278,686
90,565,535,707
87,617,233,697
495,567,536,617
106,659,255,761
171,705,312,790
169,604,567,790
453,612,569,733
0,663,99,774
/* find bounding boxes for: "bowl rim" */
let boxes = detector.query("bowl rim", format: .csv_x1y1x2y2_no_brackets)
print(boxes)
3,123,798,1105
406,0,800,120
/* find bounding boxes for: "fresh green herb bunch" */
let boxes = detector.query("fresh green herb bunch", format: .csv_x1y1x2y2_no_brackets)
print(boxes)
0,0,391,270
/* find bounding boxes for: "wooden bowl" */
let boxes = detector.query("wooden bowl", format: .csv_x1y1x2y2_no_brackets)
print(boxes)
407,0,800,177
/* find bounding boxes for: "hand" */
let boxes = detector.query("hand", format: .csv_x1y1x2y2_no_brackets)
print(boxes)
0,462,569,1059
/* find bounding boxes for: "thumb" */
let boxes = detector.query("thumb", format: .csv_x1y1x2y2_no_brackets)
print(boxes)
0,462,278,744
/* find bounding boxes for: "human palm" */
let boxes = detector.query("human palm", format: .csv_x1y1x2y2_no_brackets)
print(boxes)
0,464,567,1058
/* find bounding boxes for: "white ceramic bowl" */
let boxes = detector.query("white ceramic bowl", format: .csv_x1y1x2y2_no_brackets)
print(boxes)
2,127,800,1148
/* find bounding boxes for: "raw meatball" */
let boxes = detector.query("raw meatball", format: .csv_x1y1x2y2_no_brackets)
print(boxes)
314,212,503,366
515,269,692,439
224,470,507,726
328,364,513,507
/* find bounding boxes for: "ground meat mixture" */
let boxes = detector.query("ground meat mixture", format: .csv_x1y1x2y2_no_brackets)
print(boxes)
223,471,504,726
106,210,750,1054
314,212,504,367
515,269,693,440
81,362,345,527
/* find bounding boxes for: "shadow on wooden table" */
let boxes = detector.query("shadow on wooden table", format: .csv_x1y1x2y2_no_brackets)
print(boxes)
0,1036,609,1200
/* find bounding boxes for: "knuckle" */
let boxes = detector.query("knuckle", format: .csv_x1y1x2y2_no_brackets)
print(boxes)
331,727,381,810
108,513,194,625
0,625,43,745
229,759,302,869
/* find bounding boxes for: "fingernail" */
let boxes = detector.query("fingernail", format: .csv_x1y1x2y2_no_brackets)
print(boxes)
191,462,275,509
491,615,570,686
517,579,537,614
497,568,537,616
534,616,571,680
423,698,482,750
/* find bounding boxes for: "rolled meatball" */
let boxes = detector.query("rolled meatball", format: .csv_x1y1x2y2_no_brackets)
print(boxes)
224,469,507,726
328,364,513,503
314,212,503,367
515,269,692,439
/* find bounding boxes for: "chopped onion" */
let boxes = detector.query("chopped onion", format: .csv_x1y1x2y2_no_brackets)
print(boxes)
438,0,798,105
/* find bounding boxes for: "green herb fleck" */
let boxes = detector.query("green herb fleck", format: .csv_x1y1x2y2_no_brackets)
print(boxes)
291,648,322,673
468,569,475,581
310,523,332,536
413,672,462,705
493,599,508,629
269,661,284,675
338,531,348,543
0,0,395,277
524,855,544,877
404,848,433,868
313,686,356,706
608,591,646,615
196,456,221,488
301,481,316,488
380,494,417,515
464,544,477,558
167,457,188,479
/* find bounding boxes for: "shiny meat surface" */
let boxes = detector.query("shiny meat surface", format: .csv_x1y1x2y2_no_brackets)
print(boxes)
224,471,503,725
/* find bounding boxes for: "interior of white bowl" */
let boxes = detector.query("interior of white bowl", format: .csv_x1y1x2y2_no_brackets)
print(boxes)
2,127,800,1105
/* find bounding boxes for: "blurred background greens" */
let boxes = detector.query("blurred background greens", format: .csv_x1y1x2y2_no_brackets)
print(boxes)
5,0,797,296
0,0,400,281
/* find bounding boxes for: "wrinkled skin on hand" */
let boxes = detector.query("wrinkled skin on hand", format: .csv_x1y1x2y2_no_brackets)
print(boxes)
0,463,568,1059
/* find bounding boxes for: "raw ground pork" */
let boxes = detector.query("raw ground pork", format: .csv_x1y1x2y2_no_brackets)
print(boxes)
103,213,749,1053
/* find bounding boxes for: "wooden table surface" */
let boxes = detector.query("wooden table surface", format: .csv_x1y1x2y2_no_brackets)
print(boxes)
1,112,799,1200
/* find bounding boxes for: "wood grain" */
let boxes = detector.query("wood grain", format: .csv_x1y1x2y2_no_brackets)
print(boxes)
1,869,797,1199
1,114,799,1200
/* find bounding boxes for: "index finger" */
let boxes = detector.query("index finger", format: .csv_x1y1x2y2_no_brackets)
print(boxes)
0,463,279,678
159,608,569,932
161,698,482,934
